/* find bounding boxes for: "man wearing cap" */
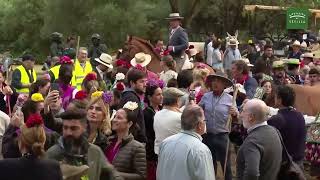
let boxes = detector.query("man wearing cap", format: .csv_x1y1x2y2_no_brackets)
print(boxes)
288,40,302,59
11,54,37,94
154,87,185,155
223,38,241,78
72,47,93,90
272,60,289,85
94,53,113,90
286,58,302,84
130,52,158,80
46,109,122,180
199,73,238,180
166,13,189,72
88,33,107,68
253,44,277,75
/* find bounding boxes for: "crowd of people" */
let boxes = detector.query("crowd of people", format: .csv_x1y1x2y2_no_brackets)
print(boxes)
0,12,319,180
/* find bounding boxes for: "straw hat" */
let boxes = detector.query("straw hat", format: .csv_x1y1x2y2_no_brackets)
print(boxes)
291,40,301,47
301,41,307,48
165,13,184,20
272,60,285,69
302,52,314,59
94,53,113,69
241,58,254,67
229,39,239,46
130,52,152,67
206,71,233,88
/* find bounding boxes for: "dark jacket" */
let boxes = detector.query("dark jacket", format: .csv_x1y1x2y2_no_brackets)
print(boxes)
253,54,277,75
107,134,146,180
120,89,146,143
47,137,123,180
168,26,189,58
0,84,18,114
0,155,63,180
88,44,108,67
268,107,306,162
244,77,258,99
143,106,158,161
2,124,59,158
236,125,282,180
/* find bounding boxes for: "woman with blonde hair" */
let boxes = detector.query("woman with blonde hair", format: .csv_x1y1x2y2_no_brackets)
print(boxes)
0,113,63,180
191,63,211,103
87,91,113,150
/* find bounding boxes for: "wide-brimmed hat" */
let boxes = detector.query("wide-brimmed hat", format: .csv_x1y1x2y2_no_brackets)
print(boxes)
165,13,184,20
95,53,113,69
272,60,285,69
206,72,233,88
241,58,254,67
302,52,314,59
91,33,101,39
130,52,152,67
291,40,301,47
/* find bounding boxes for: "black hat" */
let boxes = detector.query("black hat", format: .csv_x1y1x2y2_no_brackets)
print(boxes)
22,54,35,61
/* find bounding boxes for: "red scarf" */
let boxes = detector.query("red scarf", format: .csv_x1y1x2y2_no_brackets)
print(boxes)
235,74,249,85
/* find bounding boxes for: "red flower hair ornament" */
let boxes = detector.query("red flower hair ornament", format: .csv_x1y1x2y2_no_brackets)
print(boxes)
25,114,44,128
60,56,73,64
75,90,88,100
134,64,145,71
116,82,125,91
84,72,97,81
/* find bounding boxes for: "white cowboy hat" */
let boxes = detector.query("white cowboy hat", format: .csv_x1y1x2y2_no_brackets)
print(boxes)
95,53,113,69
302,52,314,58
165,13,184,20
241,58,254,67
229,39,239,46
292,40,301,47
301,41,307,48
130,52,152,67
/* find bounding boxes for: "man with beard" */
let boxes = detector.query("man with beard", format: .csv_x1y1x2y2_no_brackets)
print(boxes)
88,33,108,68
272,60,290,85
46,109,122,180
119,67,147,143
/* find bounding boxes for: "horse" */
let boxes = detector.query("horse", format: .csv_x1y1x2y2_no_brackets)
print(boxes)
120,36,162,73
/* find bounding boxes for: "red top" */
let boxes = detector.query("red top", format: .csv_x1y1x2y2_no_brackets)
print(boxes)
105,139,121,163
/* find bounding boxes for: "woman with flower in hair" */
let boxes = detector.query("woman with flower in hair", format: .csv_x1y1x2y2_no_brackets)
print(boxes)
2,93,59,158
54,57,77,109
143,79,163,180
191,63,210,104
81,72,100,98
159,54,177,86
0,114,63,180
87,91,113,150
105,101,146,180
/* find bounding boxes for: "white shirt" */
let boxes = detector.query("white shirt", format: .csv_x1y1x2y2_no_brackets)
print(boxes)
160,70,178,85
154,109,182,154
206,42,214,65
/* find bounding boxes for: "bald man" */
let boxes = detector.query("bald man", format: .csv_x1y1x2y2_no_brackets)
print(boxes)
237,99,282,180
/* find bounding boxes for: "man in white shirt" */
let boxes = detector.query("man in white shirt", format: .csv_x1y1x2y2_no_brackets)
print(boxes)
154,87,185,154
206,41,214,66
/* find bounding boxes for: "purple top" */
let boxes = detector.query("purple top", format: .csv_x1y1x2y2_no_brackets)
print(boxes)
105,139,121,163
59,82,75,110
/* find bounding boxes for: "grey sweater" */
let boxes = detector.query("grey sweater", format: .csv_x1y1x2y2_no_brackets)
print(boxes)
236,125,282,180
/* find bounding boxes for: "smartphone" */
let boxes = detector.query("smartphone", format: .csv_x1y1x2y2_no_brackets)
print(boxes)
50,83,60,92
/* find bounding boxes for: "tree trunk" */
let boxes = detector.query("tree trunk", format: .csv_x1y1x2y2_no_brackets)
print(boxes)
183,0,201,29
169,0,179,12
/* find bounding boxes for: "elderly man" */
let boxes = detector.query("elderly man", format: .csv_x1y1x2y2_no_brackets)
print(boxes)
94,53,113,90
47,109,122,180
72,47,93,90
154,87,185,154
157,104,215,180
199,73,238,180
237,99,282,180
166,13,189,72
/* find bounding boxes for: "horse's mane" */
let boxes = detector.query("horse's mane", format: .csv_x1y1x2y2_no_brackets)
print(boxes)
128,36,161,59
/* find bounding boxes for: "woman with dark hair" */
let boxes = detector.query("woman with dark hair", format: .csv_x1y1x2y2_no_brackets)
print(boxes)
105,101,146,180
143,80,163,180
260,80,275,107
29,78,50,98
0,114,63,180
159,55,177,86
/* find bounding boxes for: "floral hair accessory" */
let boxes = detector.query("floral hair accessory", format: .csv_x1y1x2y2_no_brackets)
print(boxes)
60,56,73,64
123,101,138,111
25,113,44,128
84,72,97,81
116,59,131,69
134,64,145,71
31,93,44,102
196,63,206,69
91,91,103,98
147,79,164,89
75,90,87,100
162,50,170,56
115,73,125,81
102,91,113,104
116,82,125,91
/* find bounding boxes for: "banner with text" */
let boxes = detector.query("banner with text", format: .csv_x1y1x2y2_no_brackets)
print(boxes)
286,8,309,29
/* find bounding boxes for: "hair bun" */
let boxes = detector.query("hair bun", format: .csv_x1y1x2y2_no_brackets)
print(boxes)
31,142,45,157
